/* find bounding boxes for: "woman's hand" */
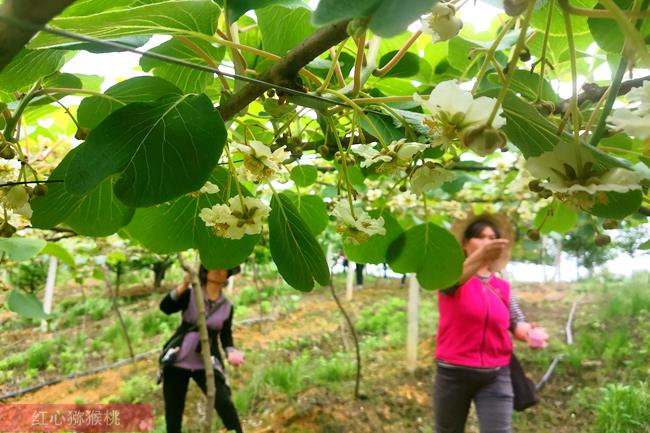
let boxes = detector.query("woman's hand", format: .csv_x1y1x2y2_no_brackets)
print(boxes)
473,239,509,264
176,272,192,296
227,349,244,367
527,325,549,349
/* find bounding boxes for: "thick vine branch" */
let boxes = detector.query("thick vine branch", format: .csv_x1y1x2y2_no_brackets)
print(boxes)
555,75,650,114
0,0,77,71
217,19,351,120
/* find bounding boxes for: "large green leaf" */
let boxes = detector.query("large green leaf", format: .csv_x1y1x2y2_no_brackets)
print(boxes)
0,238,45,261
0,49,65,93
534,202,578,234
313,0,437,37
378,51,421,78
29,73,84,107
140,37,226,93
360,112,405,144
290,165,318,187
77,76,183,130
7,290,49,320
447,37,480,75
61,0,136,16
588,0,650,53
31,148,135,236
531,0,595,36
256,3,315,73
489,69,559,103
123,167,260,268
40,243,76,268
66,93,226,207
589,190,643,219
386,223,464,289
226,0,302,21
284,192,329,236
29,0,221,49
344,209,403,264
269,193,330,291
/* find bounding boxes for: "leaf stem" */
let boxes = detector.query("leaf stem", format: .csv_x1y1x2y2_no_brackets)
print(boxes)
562,3,581,147
374,31,422,77
471,18,515,93
535,0,555,102
352,33,366,97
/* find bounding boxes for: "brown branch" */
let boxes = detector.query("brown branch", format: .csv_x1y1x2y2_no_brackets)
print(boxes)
555,75,650,114
0,0,77,71
217,19,351,120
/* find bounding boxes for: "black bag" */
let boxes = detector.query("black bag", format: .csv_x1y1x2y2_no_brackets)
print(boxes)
509,353,539,411
159,322,197,366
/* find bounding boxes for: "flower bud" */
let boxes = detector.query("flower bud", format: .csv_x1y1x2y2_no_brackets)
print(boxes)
0,146,15,160
602,219,618,230
421,4,463,42
519,48,531,62
317,145,330,157
595,234,611,246
538,189,553,199
0,222,16,238
527,229,541,241
462,125,508,156
33,184,48,197
5,186,29,209
503,0,531,16
528,179,543,193
533,100,556,117
75,127,90,141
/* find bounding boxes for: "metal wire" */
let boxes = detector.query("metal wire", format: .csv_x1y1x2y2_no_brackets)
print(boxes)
0,14,351,109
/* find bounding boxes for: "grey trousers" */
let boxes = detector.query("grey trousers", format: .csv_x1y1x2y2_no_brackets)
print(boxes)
433,364,513,433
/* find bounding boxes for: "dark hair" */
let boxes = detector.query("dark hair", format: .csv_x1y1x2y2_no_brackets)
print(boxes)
198,265,242,287
463,219,501,242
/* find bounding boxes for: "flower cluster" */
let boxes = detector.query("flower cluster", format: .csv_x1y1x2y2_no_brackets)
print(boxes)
414,80,507,155
230,140,288,182
387,192,418,212
607,81,650,141
331,200,385,244
0,158,20,184
525,141,644,209
352,139,428,174
199,196,270,240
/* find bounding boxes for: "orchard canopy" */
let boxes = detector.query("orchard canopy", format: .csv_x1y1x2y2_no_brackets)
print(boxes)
0,0,648,294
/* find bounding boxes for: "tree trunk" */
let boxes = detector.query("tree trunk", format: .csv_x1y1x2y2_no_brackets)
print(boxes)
40,256,57,332
553,238,563,282
406,274,420,373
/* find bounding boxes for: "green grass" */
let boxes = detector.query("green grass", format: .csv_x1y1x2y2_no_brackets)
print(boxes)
594,383,650,433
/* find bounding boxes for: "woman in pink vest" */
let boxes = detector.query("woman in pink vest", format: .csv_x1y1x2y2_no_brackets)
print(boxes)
434,213,548,433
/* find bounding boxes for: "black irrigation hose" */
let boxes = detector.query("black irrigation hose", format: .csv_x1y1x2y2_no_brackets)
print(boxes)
0,349,158,401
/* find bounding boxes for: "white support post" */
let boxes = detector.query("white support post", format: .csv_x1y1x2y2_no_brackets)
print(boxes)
406,274,420,373
40,256,58,332
346,262,355,301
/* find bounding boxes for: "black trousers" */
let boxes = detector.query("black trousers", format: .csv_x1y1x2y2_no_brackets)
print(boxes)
433,365,513,433
162,366,243,433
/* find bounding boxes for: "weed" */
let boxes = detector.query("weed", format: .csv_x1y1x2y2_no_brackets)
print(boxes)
112,375,157,403
312,353,355,384
594,383,650,433
26,340,54,370
140,310,177,337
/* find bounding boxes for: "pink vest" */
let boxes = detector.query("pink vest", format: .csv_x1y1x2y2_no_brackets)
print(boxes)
435,275,512,368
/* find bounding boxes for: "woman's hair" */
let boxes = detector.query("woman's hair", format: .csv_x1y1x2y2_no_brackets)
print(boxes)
198,265,242,286
463,219,501,242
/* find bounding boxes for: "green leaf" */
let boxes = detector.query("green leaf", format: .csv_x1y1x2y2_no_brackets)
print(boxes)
123,167,259,269
447,37,480,75
490,69,559,103
40,243,76,268
534,202,578,234
378,51,421,78
290,165,318,187
29,0,221,49
256,3,315,73
77,76,183,130
312,0,437,38
589,190,643,219
0,49,65,93
531,0,595,36
359,112,405,144
66,94,226,207
588,0,649,53
492,90,562,158
0,238,46,261
283,192,329,236
7,290,49,320
29,73,83,106
639,240,650,250
386,223,464,290
226,0,302,22
344,209,403,264
31,148,135,236
269,193,330,291
140,37,226,93
60,35,152,54
61,0,136,16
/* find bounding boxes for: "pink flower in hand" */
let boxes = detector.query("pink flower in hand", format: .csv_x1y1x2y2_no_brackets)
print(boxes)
527,327,549,349
228,350,244,366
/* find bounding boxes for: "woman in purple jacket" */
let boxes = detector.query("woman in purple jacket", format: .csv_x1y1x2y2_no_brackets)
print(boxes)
434,213,548,433
160,265,244,433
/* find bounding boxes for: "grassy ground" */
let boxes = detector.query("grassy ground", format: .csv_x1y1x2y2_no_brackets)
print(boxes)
2,272,650,432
